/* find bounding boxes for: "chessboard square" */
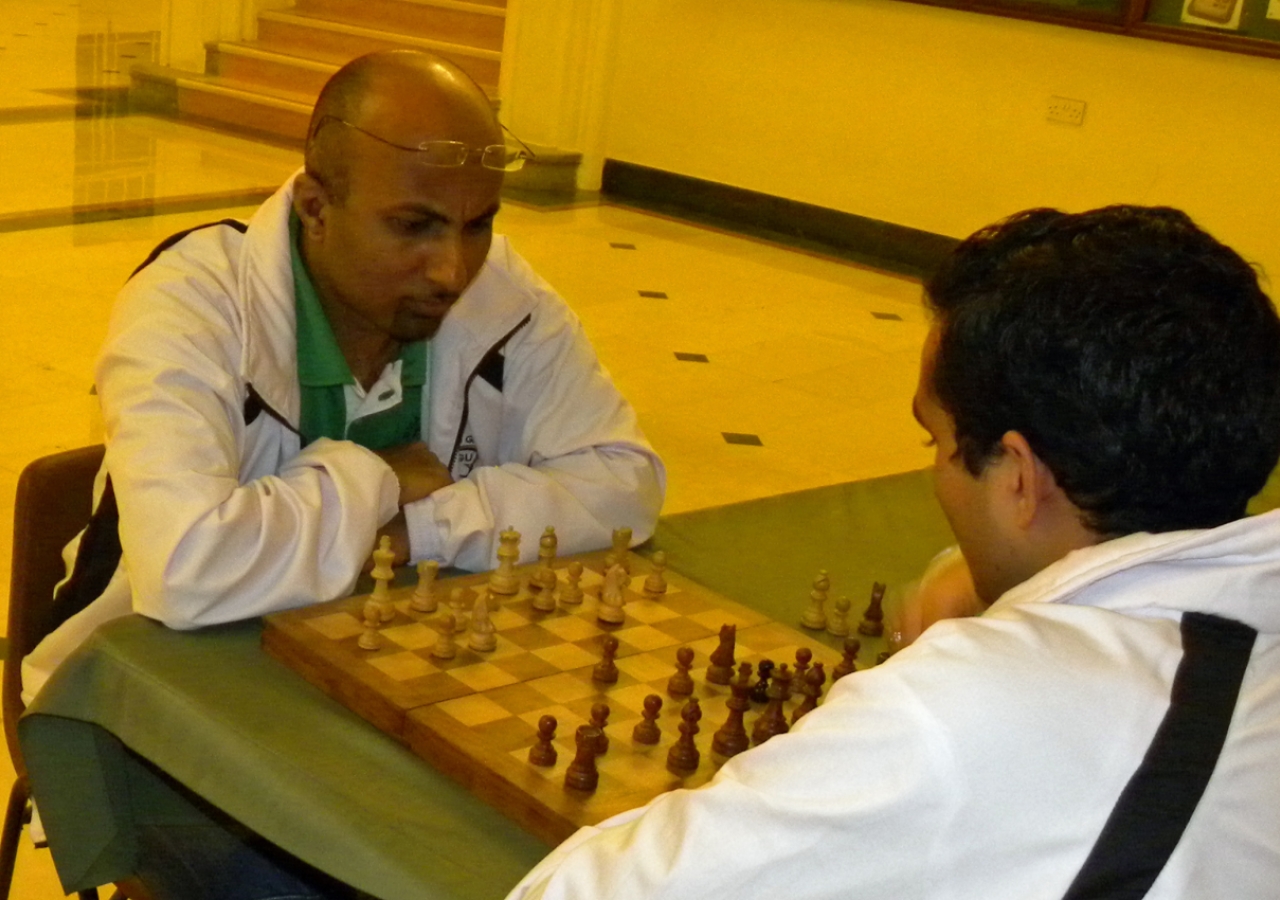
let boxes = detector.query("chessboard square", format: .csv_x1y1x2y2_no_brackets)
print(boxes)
502,623,572,651
606,683,663,714
539,615,603,642
380,622,437,651
437,693,516,727
532,643,598,670
518,704,586,732
472,716,539,751
509,747,562,779
616,652,683,683
614,624,681,653
650,617,718,644
620,602,681,625
304,612,366,641
367,651,438,682
448,662,521,692
494,652,563,682
687,608,759,631
528,671,598,704
739,621,820,654
490,607,531,630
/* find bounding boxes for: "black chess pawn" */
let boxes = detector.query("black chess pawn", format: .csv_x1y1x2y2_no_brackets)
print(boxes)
750,658,775,704
590,702,611,755
666,698,703,774
832,638,860,682
712,661,753,758
751,664,792,746
792,647,812,687
564,725,602,792
593,635,620,684
858,582,886,637
667,646,695,697
791,662,826,725
528,715,558,767
632,694,663,744
705,624,737,685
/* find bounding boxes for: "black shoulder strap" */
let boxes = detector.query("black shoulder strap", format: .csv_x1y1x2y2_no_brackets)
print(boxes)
129,218,248,280
48,476,123,634
446,314,533,474
1062,611,1256,900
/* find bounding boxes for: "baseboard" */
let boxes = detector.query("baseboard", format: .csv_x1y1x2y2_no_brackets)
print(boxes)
600,160,958,279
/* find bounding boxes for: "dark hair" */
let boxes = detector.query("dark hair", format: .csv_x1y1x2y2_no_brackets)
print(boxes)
924,205,1280,536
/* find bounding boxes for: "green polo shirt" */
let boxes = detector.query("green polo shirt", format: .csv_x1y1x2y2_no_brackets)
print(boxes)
291,215,429,450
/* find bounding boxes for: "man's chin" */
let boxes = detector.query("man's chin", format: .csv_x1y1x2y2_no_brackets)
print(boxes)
390,317,444,343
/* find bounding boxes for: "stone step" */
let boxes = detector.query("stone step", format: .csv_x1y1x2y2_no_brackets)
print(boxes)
206,43,340,98
256,10,500,89
131,62,314,143
291,0,505,52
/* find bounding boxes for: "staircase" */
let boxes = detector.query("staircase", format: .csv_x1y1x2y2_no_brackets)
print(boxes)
130,0,507,146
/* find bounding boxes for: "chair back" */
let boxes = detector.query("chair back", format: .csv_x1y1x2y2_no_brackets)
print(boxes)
3,445,105,780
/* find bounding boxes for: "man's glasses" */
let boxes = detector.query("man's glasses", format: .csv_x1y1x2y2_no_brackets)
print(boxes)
311,115,536,172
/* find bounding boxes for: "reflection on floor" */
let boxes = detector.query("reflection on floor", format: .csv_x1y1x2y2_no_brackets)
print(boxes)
0,2,933,894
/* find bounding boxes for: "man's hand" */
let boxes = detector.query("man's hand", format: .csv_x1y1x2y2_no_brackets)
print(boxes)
898,546,985,646
374,442,453,507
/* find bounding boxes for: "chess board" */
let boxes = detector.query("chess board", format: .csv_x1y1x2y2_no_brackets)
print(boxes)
263,550,846,844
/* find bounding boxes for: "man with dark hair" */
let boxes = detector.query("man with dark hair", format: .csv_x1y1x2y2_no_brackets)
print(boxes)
507,205,1280,900
23,50,665,705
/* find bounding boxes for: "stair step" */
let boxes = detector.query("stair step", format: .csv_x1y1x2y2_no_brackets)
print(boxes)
292,0,504,52
207,44,339,98
131,62,314,143
256,10,500,88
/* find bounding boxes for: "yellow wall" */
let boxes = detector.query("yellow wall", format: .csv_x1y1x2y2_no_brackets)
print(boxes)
603,0,1280,282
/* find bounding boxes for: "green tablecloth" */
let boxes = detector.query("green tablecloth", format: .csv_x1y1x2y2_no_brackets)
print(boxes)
20,468,953,899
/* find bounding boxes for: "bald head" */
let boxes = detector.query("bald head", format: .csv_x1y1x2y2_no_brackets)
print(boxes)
304,50,501,202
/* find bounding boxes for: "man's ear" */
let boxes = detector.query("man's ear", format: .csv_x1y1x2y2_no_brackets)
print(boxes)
292,171,330,239
997,430,1056,530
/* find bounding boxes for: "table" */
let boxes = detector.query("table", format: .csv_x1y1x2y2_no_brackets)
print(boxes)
20,468,953,899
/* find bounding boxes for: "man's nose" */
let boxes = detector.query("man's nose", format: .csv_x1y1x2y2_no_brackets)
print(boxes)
425,235,467,293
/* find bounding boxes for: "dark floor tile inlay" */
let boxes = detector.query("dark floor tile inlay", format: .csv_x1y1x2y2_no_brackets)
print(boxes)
610,242,637,249
674,352,709,363
639,290,668,298
722,432,763,446
872,311,903,321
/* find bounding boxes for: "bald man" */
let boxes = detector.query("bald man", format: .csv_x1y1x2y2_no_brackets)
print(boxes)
23,51,665,701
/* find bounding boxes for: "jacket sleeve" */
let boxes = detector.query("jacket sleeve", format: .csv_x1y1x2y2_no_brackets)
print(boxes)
405,255,665,570
99,244,400,629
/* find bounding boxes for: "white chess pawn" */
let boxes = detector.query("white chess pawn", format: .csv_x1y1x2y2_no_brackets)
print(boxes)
431,614,458,659
468,595,497,652
489,527,521,596
801,570,830,630
411,560,439,613
827,595,851,637
450,587,470,633
558,561,585,607
357,598,382,650
597,564,627,625
644,551,668,597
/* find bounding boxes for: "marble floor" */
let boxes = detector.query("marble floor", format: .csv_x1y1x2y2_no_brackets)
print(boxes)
0,1,934,895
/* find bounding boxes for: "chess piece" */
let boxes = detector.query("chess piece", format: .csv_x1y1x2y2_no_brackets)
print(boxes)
558,561,585,607
752,663,792,745
411,560,439,613
531,526,559,595
431,614,457,659
800,570,830,630
826,595,851,637
604,526,632,574
370,535,397,622
643,550,668,597
832,637,860,681
712,662,753,758
792,647,812,689
791,662,826,724
449,587,469,633
528,715,558,767
632,694,663,744
564,725,601,792
705,623,736,685
667,646,695,697
596,564,627,625
590,703,611,755
593,635,619,683
489,527,521,595
467,594,497,652
858,582,886,637
666,698,702,774
357,598,382,650
530,570,558,612
750,658,775,704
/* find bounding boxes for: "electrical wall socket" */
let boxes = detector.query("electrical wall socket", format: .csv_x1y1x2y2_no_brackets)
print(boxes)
1047,96,1087,126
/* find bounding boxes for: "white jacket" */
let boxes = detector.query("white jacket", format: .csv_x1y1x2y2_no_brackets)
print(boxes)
508,510,1280,900
24,174,664,701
